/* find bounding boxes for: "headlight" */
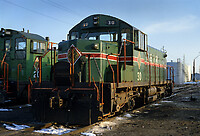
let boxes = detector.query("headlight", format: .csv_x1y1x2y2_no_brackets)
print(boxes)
92,43,99,50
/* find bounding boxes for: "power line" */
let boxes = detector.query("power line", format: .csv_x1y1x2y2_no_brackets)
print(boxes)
3,0,73,25
41,0,83,17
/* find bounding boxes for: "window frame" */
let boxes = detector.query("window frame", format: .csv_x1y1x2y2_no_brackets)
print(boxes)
80,31,118,42
31,40,46,54
70,32,79,40
15,37,27,60
134,30,147,52
4,39,11,52
15,37,26,51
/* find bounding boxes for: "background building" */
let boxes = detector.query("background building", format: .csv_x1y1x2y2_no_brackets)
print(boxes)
167,58,191,84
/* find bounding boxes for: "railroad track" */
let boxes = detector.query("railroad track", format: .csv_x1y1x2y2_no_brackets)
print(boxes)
0,84,197,136
0,103,150,136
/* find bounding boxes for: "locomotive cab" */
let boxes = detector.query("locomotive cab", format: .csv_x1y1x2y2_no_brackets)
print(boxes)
57,14,134,84
0,28,53,103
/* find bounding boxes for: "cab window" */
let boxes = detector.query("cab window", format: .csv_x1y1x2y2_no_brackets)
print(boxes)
70,32,79,40
80,32,118,42
15,37,26,59
5,39,11,51
121,29,131,41
31,40,46,53
33,41,38,51
134,30,147,51
140,32,145,50
100,33,118,41
16,38,26,50
40,42,46,51
134,30,139,49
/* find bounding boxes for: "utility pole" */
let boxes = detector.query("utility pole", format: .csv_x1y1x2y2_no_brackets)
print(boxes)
193,60,195,82
193,53,200,82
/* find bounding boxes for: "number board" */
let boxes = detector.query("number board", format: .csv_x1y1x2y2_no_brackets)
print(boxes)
107,20,116,25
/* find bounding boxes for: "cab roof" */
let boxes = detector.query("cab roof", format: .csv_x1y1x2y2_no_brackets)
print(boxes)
69,14,137,33
0,28,46,41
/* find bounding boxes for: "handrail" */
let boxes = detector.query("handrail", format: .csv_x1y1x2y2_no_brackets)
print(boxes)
123,39,135,44
42,42,56,58
123,40,126,69
88,55,91,86
92,77,100,101
112,39,135,85
0,61,9,92
81,53,104,105
1,51,7,69
28,42,57,86
92,55,103,82
6,63,8,92
80,52,104,105
28,56,40,83
107,55,115,89
38,57,42,86
145,51,151,86
17,64,22,92
122,39,135,70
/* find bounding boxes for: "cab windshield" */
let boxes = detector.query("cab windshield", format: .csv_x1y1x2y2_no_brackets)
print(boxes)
71,31,118,42
81,32,118,41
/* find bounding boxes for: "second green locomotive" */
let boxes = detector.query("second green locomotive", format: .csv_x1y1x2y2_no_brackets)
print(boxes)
0,28,56,103
31,14,174,125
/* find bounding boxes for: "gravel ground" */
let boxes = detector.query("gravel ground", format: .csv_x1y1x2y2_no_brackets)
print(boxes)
0,84,200,136
102,85,200,136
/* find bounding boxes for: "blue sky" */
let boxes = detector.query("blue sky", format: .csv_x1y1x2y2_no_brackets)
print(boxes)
1,0,200,71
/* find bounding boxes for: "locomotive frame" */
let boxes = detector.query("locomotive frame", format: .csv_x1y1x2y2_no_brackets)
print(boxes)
31,14,174,125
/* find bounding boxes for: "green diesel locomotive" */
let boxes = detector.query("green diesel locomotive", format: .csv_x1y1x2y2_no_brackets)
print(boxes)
0,28,56,103
32,14,174,125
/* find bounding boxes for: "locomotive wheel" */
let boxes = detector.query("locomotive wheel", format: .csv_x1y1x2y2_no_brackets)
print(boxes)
135,97,145,108
128,98,135,110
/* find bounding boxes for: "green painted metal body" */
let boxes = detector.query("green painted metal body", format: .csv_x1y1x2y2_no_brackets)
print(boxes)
31,14,172,125
58,39,118,83
0,28,54,100
58,14,167,86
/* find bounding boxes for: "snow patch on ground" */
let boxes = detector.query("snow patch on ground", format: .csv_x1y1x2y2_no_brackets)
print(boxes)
34,125,76,135
0,109,13,111
81,132,97,136
4,100,11,103
151,103,162,106
124,113,132,118
3,123,30,130
83,120,119,135
161,101,173,103
184,81,200,85
83,113,133,135
116,117,125,120
98,121,116,130
25,104,32,107
164,93,177,99
133,110,140,113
